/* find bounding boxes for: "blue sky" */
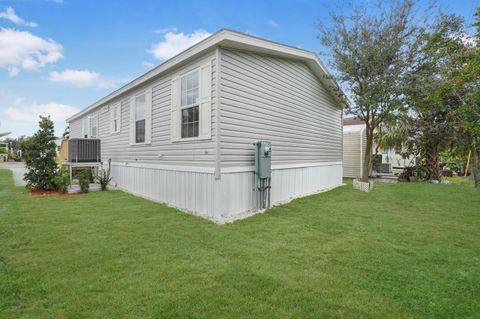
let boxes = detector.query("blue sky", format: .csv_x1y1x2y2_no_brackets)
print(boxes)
0,0,478,137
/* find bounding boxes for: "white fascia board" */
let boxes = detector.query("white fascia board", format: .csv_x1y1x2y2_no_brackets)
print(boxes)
67,29,347,123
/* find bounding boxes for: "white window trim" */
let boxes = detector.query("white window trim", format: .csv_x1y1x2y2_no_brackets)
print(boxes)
89,113,98,138
170,59,212,143
179,69,200,139
129,88,152,146
134,92,146,144
81,118,89,138
110,102,121,135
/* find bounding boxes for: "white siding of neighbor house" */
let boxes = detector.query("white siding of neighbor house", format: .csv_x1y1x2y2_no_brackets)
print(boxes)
219,49,342,168
342,125,366,178
70,51,218,168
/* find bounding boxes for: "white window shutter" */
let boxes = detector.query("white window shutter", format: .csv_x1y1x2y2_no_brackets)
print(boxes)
81,118,85,137
199,61,212,139
170,76,180,141
145,87,152,144
129,97,136,145
109,105,114,134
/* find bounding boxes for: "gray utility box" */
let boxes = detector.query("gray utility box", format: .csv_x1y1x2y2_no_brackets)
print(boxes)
254,141,272,179
68,138,101,163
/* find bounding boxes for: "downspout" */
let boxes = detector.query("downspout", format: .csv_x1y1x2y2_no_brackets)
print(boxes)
214,47,222,180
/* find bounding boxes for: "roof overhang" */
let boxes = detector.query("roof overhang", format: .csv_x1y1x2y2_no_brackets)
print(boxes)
67,29,348,123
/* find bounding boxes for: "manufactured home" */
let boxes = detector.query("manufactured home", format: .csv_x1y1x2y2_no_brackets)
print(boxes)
66,29,346,223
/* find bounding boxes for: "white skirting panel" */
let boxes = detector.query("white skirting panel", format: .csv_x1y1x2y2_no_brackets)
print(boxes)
218,163,343,222
110,162,342,223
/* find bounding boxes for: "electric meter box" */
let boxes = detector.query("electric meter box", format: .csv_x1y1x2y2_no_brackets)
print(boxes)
254,141,272,179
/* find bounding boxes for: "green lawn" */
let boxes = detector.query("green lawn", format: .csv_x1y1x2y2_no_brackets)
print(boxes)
1,169,479,318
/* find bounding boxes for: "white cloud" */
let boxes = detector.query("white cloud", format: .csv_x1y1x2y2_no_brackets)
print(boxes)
268,20,279,27
0,7,37,27
1,101,79,137
48,69,99,87
142,61,156,68
0,28,63,76
149,30,211,61
7,66,19,77
48,69,118,88
152,27,177,34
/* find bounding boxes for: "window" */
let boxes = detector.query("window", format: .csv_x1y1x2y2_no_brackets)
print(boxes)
135,94,146,143
111,103,121,133
82,118,88,138
170,61,211,142
180,70,199,138
89,114,98,138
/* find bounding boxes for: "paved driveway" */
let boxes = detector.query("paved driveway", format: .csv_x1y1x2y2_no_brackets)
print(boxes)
0,162,26,186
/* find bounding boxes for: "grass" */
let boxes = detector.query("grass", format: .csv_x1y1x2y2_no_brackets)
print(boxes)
1,169,479,318
444,176,470,184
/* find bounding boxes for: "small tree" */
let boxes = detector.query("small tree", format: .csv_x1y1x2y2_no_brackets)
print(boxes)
318,0,426,181
23,116,58,190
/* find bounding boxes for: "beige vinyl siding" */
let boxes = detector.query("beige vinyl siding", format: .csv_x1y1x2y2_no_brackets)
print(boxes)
69,51,217,167
343,131,362,178
219,49,342,167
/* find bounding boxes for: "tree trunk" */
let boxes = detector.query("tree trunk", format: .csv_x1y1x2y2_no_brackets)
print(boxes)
471,143,480,188
361,126,374,182
425,143,442,181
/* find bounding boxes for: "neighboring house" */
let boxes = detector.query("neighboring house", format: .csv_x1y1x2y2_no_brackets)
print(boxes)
342,117,412,178
0,132,10,162
343,119,367,179
66,29,346,223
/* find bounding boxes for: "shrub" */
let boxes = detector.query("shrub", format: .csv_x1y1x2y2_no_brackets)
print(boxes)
96,159,112,191
78,170,90,193
23,116,58,190
97,170,112,192
53,169,69,193
74,168,93,183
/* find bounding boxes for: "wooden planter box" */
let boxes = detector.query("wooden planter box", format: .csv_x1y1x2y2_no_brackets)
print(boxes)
353,179,374,192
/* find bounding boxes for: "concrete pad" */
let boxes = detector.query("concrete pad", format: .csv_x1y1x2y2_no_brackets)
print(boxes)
0,162,26,186
68,183,102,194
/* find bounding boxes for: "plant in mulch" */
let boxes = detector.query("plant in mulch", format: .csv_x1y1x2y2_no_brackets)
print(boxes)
23,116,58,190
78,170,90,193
97,159,112,191
399,165,433,182
53,169,70,193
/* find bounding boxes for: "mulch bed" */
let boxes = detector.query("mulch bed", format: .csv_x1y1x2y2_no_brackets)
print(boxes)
30,190,77,197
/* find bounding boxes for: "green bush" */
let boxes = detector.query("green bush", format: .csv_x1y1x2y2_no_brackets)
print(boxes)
78,170,90,193
53,169,69,193
23,116,58,190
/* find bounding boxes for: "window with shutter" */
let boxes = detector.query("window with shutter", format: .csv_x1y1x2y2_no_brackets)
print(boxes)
89,114,98,138
110,103,121,134
171,60,211,141
82,118,89,138
180,70,199,138
129,89,152,145
135,95,146,143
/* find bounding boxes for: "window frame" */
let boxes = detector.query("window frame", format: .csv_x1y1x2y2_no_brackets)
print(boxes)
134,92,146,144
179,69,200,140
111,103,121,134
82,118,89,138
89,114,98,138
